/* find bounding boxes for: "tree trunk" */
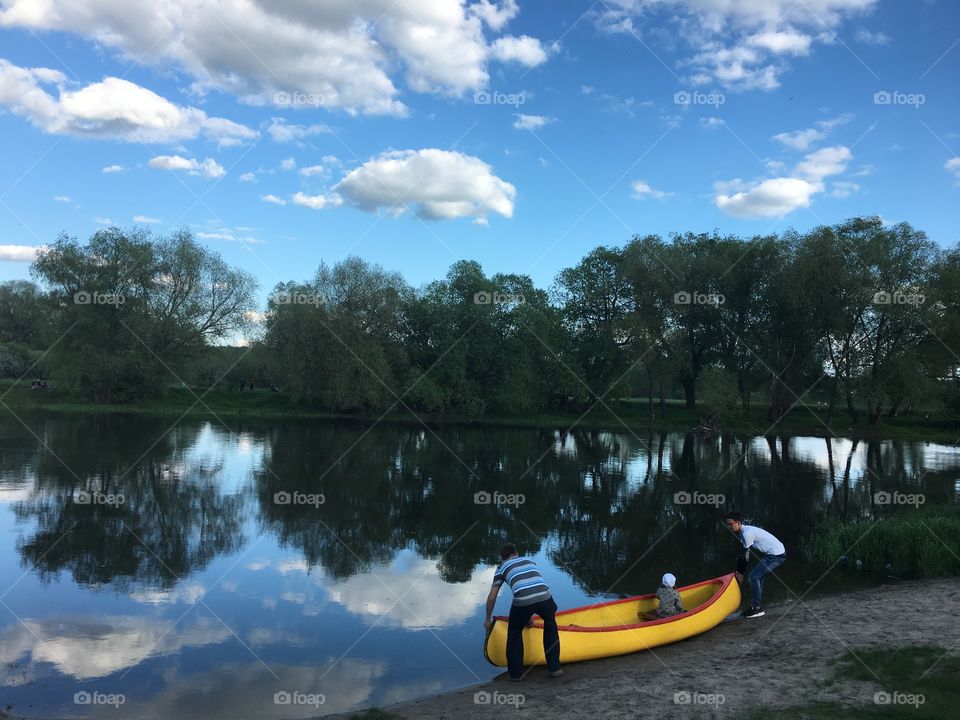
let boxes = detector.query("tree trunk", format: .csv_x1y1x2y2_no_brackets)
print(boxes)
845,386,858,423
826,374,839,425
768,375,793,423
681,377,696,409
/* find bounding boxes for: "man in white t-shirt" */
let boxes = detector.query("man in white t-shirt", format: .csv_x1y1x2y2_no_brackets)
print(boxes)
724,511,786,618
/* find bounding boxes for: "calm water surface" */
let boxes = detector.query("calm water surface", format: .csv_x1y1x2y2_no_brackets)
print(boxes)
1,414,958,718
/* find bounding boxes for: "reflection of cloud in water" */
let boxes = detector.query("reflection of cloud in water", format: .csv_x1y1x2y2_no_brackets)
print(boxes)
100,660,385,719
0,616,229,681
326,549,494,629
129,582,206,605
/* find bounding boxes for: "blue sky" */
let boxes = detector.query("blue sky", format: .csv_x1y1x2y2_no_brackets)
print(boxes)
0,0,958,304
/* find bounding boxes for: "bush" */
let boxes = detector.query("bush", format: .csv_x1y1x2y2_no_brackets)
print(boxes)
699,367,742,419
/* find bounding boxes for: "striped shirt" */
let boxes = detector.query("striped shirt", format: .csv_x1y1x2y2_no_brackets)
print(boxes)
492,557,552,606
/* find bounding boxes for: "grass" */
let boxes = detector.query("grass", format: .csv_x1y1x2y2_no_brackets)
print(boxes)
2,378,959,441
805,506,960,578
750,645,960,719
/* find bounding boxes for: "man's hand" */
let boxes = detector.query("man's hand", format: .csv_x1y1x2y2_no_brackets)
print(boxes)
735,572,744,585
526,616,536,628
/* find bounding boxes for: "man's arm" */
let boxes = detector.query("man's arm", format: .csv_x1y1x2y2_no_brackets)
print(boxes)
484,584,500,630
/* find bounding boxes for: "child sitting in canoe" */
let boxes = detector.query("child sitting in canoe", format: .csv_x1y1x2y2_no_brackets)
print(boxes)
638,573,684,621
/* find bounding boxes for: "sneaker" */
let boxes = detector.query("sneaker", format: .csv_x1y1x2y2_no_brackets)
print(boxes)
741,607,765,618
508,676,523,682
548,669,565,678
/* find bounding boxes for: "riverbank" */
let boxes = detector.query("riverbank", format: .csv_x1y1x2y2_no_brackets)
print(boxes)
2,379,959,443
344,577,960,720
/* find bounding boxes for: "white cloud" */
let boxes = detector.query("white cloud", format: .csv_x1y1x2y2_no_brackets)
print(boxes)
772,114,852,150
746,29,812,55
855,28,889,45
260,194,287,206
280,157,296,171
148,155,225,179
715,177,819,217
489,35,549,66
53,195,70,202
334,148,516,221
946,157,960,182
291,191,343,210
772,127,825,150
513,113,551,130
0,244,43,262
471,0,519,31
196,230,265,245
700,116,724,128
133,215,161,223
630,180,671,200
0,59,256,144
101,164,124,173
95,217,115,225
266,117,332,143
794,145,852,181
829,181,860,198
598,0,877,91
0,1,551,115
239,172,256,182
715,144,853,217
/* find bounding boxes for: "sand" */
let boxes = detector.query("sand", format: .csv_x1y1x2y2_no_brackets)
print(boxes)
357,578,960,719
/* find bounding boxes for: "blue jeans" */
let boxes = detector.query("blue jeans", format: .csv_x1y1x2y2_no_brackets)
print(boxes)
506,597,560,678
749,553,786,607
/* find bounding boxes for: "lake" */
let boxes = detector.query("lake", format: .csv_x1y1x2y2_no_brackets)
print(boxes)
1,414,958,718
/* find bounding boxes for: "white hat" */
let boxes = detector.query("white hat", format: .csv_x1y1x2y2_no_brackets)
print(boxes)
662,573,677,588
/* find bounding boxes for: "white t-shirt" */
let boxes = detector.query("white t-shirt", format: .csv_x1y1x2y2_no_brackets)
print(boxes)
740,524,785,556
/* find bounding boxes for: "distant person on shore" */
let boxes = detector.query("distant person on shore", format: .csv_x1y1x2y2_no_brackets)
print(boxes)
639,572,684,621
724,511,786,618
484,544,563,681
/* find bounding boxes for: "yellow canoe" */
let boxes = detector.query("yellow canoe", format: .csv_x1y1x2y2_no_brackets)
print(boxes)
484,573,740,666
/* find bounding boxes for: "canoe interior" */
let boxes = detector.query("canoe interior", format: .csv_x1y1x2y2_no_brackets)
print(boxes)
553,578,724,629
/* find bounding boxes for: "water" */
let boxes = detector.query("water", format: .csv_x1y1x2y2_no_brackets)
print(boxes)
0,414,958,718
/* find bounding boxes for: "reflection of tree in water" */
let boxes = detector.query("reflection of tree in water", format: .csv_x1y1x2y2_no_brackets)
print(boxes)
256,423,598,582
12,416,244,590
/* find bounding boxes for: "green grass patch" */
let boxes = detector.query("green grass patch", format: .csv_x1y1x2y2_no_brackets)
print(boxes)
750,645,960,719
805,506,960,578
2,377,959,442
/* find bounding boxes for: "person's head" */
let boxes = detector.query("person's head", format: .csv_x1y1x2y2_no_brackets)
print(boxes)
724,511,743,533
661,572,676,588
499,543,518,561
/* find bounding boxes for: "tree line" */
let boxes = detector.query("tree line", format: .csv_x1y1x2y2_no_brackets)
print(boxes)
3,216,959,426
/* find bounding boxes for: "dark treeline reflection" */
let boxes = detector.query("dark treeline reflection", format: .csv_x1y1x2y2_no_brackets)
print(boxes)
4,416,958,594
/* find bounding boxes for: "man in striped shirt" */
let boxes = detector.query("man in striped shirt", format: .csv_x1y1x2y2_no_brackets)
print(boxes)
484,544,563,680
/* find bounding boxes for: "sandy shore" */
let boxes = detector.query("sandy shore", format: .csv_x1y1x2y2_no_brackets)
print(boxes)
354,578,960,719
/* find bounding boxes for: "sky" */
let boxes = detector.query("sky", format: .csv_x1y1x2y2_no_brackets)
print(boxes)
0,0,958,304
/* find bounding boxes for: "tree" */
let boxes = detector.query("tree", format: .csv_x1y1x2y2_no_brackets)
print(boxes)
31,227,257,402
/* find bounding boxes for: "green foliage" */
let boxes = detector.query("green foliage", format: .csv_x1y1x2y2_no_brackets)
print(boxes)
805,506,960,578
699,367,743,419
30,227,257,402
